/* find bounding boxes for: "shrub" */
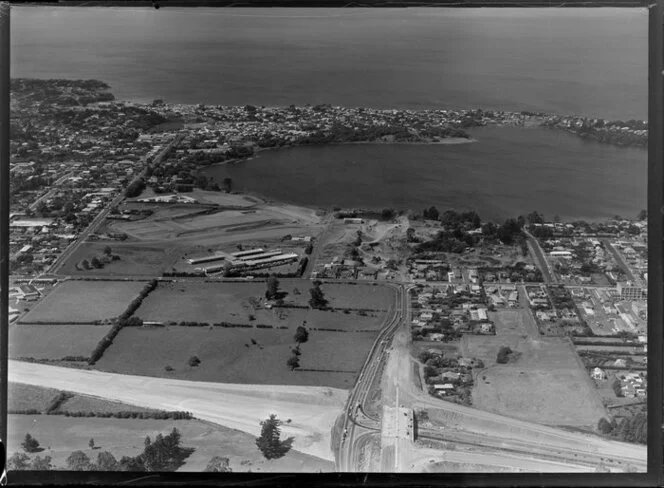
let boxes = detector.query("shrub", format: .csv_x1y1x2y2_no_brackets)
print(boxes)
188,356,201,367
496,346,513,364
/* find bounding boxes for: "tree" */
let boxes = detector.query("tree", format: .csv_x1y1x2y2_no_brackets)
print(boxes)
21,433,41,453
66,450,94,471
291,345,302,356
527,211,545,225
598,417,614,435
294,325,309,344
222,177,233,193
304,242,313,255
96,451,120,471
286,355,300,371
89,438,95,449
423,206,439,221
637,209,647,221
204,456,232,472
31,455,53,471
103,246,112,256
7,452,30,471
81,259,91,270
309,282,328,310
188,356,201,367
266,274,280,300
255,414,292,459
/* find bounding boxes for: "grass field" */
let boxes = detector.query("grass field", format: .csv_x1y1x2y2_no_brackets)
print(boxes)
461,335,607,428
488,309,538,336
8,382,158,414
19,280,148,324
9,324,112,359
59,242,183,277
8,383,61,412
284,281,394,311
135,281,390,330
94,326,377,389
7,415,333,472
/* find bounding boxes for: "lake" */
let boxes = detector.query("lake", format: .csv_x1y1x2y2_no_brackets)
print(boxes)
11,7,647,120
205,126,647,222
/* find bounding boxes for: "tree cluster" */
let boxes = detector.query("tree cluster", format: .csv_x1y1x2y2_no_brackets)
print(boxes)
308,281,328,310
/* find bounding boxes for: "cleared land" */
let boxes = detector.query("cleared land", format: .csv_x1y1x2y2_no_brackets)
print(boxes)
10,361,347,461
461,335,606,428
19,280,147,323
8,415,333,472
94,326,377,389
9,324,112,359
106,201,322,248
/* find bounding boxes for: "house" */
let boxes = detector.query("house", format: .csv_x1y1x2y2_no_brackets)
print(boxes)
441,371,460,382
613,358,627,368
433,383,455,394
591,367,607,380
17,283,40,301
457,358,473,368
480,322,494,334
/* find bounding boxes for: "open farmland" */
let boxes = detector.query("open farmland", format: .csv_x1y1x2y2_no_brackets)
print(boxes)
7,415,333,473
59,242,183,277
461,335,606,428
284,281,394,310
19,280,147,324
8,382,157,415
9,324,112,360
135,280,391,327
8,383,62,412
94,326,377,389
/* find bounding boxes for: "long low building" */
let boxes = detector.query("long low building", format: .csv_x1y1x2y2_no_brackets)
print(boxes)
231,248,265,258
187,254,227,265
234,250,284,262
203,252,299,275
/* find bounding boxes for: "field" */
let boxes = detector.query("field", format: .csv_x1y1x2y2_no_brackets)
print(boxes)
106,200,323,248
460,335,606,428
59,242,183,277
8,383,62,412
19,280,148,324
9,324,112,359
135,280,392,327
284,281,394,310
488,309,538,336
8,382,158,414
7,415,333,472
94,326,377,389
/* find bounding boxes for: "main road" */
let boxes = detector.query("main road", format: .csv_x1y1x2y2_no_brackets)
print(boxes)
45,135,182,276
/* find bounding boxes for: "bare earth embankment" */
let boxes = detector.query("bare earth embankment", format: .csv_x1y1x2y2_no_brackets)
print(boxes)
9,360,347,463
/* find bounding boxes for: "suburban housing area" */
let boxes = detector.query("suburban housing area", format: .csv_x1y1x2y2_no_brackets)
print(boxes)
6,79,647,474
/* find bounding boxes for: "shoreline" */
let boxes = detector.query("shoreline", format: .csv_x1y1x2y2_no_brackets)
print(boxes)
207,137,477,167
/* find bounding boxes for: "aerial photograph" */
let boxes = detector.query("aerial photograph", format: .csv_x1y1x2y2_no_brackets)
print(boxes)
4,5,649,474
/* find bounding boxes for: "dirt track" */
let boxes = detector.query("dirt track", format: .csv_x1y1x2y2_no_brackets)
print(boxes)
8,360,347,462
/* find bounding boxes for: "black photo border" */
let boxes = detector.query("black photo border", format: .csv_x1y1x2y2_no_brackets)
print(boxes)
0,1,661,485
